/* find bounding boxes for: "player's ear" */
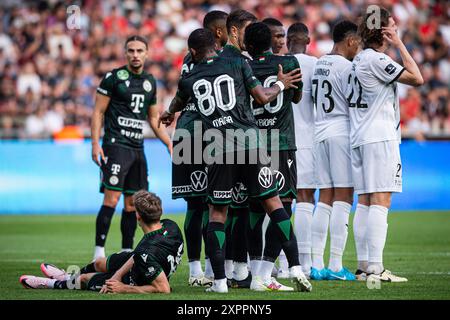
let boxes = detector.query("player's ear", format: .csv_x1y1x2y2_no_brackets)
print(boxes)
189,48,197,60
306,36,311,45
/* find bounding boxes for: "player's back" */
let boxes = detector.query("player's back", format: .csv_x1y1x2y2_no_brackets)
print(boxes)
348,48,403,148
249,53,300,151
131,219,184,285
292,53,317,149
312,54,351,143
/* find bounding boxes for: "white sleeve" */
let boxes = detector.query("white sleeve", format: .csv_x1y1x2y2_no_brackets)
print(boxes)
370,53,405,84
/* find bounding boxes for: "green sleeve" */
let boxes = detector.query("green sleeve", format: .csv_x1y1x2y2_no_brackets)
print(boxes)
241,59,261,90
97,71,115,97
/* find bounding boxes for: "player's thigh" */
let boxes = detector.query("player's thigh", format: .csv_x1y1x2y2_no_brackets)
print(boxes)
123,149,149,195
105,252,134,273
314,140,333,189
205,158,236,207
85,272,116,291
295,147,316,190
100,145,134,194
361,141,402,197
328,135,353,189
351,145,365,195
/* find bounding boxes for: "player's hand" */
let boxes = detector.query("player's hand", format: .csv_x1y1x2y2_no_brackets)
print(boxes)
99,284,109,294
105,279,126,294
159,111,175,127
92,142,105,166
277,64,302,89
382,25,402,48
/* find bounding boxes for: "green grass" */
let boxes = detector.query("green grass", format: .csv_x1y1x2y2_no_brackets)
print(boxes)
1,212,450,300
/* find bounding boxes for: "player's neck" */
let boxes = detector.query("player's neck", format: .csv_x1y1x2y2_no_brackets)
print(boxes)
288,44,306,55
127,64,144,75
142,222,162,234
330,44,347,59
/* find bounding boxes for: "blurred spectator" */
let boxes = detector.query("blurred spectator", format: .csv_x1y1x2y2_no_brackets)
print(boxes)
0,0,448,140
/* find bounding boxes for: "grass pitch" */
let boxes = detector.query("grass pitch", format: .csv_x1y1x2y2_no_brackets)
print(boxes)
1,211,449,300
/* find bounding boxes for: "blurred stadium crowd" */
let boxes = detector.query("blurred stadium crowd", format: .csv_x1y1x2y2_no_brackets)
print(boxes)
0,0,449,140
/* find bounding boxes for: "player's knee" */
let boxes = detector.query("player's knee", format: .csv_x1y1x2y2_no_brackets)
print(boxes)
124,196,135,212
79,274,89,286
318,189,333,206
296,189,315,204
94,258,107,272
261,196,283,213
103,191,121,208
209,205,227,223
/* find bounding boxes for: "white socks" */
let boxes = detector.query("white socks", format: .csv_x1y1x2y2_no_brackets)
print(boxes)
294,202,314,275
367,205,388,275
250,259,261,277
204,258,214,279
328,201,351,272
189,260,203,278
311,202,331,270
278,251,288,274
225,259,233,279
259,260,275,283
233,262,248,281
353,203,369,271
93,246,105,261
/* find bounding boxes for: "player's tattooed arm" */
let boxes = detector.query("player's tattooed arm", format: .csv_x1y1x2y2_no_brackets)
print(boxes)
91,93,110,166
159,94,187,127
250,64,302,105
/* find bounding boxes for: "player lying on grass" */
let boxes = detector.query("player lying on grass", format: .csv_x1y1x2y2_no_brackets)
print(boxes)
19,191,184,294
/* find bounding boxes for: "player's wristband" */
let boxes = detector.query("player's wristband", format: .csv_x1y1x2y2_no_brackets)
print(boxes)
275,80,285,91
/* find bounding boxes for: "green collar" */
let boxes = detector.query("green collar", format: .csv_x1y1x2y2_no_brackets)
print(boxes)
224,44,241,53
125,65,144,76
144,225,165,238
201,55,219,64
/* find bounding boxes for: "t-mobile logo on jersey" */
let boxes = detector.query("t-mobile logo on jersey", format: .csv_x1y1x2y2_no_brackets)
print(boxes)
111,164,121,175
131,94,145,113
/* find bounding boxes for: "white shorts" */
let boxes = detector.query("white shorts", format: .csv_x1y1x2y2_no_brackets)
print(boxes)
314,135,353,189
351,140,402,195
296,147,316,189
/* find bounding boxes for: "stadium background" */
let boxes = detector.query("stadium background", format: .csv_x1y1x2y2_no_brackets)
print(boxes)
0,0,449,214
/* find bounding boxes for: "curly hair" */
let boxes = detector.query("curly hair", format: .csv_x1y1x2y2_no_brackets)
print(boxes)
358,7,391,48
132,190,162,224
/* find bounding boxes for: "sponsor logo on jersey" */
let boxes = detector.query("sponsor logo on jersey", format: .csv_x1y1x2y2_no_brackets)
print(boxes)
231,182,248,204
172,185,192,194
182,103,196,112
213,190,232,199
274,170,285,191
109,175,119,185
130,94,145,113
258,167,273,189
118,117,146,129
117,69,129,80
190,170,207,192
143,80,152,92
120,129,144,140
384,63,397,75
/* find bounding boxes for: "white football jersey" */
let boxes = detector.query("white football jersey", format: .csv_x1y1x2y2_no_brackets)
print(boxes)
347,48,404,148
292,53,318,149
312,54,352,143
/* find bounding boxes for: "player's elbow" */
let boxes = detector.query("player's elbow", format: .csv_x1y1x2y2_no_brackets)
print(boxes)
255,96,269,105
413,75,424,87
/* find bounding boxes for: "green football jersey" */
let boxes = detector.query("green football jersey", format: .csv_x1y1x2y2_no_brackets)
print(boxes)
97,65,157,149
176,54,262,153
249,52,301,151
130,219,184,286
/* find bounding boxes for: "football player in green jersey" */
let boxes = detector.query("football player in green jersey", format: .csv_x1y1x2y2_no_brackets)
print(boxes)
245,22,302,287
160,28,311,293
90,36,172,262
20,191,184,294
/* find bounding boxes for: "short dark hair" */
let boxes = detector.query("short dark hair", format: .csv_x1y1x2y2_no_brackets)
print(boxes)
358,7,391,48
133,190,162,224
332,20,358,43
287,22,309,38
226,9,257,33
125,35,148,49
203,10,228,30
188,28,215,53
244,22,272,55
262,18,283,27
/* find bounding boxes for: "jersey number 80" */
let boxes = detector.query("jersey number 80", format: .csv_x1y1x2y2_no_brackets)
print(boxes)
193,75,236,116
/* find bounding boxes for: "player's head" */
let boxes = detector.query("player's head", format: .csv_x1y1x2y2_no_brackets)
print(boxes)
226,9,257,50
262,18,285,54
244,22,272,58
133,190,162,226
125,35,148,71
332,20,360,60
287,22,310,53
358,7,395,50
203,10,229,48
187,28,216,62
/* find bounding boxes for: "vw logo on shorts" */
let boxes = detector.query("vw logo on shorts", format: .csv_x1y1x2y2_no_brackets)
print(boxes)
190,170,207,192
274,170,285,191
232,182,248,204
258,167,273,189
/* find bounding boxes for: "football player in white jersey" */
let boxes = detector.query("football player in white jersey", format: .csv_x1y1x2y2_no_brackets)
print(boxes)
310,20,360,281
349,8,423,282
287,22,318,279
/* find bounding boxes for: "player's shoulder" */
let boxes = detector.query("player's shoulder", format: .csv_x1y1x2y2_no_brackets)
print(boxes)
105,65,130,80
357,48,389,65
293,53,318,70
161,219,183,234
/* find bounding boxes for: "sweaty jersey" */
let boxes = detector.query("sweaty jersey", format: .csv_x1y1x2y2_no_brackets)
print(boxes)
175,53,201,134
130,219,184,286
97,66,157,149
312,54,352,143
292,53,317,149
347,48,404,148
176,54,261,153
249,52,301,151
